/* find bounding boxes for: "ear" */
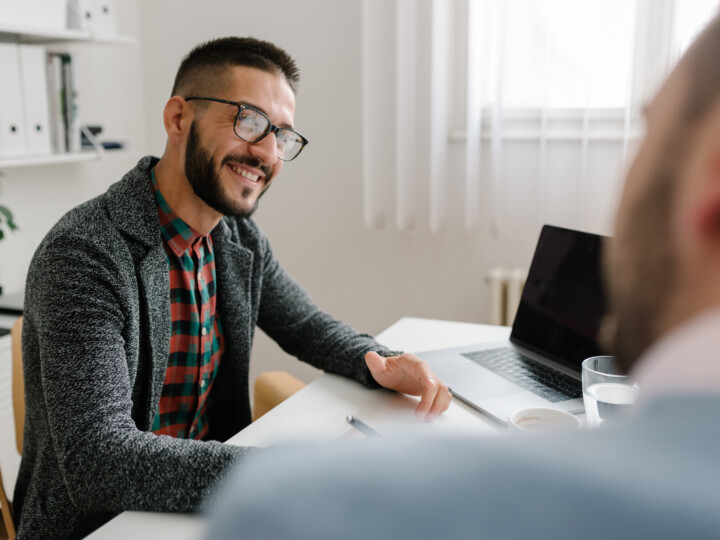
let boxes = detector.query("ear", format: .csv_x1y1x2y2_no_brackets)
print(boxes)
163,96,192,143
690,154,720,240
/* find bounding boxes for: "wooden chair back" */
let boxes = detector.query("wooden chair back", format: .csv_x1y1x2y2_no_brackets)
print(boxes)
11,317,23,455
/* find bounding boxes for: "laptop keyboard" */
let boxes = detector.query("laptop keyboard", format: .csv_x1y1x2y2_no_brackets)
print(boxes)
461,347,582,403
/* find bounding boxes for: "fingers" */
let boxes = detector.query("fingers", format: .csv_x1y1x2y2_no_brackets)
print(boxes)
365,351,452,422
414,370,452,422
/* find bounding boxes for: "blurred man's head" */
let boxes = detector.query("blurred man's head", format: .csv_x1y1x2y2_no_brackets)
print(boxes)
606,15,720,372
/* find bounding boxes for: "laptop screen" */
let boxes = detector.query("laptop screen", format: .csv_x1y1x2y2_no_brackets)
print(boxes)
510,225,607,372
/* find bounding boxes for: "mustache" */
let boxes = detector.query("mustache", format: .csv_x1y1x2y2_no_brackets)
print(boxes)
222,155,272,179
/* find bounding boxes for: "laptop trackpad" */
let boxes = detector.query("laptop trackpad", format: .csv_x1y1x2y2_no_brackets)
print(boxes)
433,362,522,400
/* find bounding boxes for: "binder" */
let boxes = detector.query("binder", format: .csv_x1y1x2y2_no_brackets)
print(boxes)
46,53,66,153
67,0,96,32
93,0,117,37
0,43,28,157
62,54,82,153
18,45,53,156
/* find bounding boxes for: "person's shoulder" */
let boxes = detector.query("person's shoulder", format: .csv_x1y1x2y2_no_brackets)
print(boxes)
205,413,720,540
33,156,160,266
43,194,112,247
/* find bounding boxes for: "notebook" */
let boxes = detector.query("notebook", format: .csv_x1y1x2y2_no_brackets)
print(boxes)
417,224,607,425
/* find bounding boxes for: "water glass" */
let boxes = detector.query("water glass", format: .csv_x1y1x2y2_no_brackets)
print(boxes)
582,356,638,428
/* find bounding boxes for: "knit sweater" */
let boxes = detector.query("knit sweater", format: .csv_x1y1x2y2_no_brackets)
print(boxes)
13,156,390,539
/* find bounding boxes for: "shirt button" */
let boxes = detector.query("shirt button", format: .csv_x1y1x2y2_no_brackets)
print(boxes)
201,327,207,336
200,379,206,388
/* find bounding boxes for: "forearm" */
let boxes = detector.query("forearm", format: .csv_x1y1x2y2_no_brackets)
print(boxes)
35,324,252,513
262,308,396,386
62,427,250,512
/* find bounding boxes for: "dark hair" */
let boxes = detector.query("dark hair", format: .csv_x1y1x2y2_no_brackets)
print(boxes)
171,36,300,97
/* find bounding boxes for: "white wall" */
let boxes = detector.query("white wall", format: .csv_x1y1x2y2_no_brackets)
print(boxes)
0,0,623,389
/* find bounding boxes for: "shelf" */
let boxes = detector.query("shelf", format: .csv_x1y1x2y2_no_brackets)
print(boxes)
0,24,135,44
0,151,100,169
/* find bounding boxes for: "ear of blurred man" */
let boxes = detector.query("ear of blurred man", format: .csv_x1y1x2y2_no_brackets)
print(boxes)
670,94,720,322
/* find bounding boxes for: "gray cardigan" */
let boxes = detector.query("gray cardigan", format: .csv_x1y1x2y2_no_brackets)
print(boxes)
13,156,391,539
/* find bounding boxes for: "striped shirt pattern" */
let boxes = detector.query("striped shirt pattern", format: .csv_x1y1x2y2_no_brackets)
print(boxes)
150,170,224,439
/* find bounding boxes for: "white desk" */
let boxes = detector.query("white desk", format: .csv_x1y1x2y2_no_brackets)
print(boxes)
87,317,510,539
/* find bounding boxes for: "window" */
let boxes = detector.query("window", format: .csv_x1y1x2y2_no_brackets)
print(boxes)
490,0,636,109
362,0,720,235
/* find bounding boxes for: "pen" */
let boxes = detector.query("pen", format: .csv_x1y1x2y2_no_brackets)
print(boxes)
346,415,381,438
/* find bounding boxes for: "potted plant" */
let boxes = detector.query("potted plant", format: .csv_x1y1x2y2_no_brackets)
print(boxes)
0,203,18,241
0,196,19,296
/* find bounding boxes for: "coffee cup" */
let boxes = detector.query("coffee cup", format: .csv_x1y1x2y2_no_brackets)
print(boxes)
508,407,581,434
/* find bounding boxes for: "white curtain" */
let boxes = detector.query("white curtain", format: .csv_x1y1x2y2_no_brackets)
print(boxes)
362,0,719,236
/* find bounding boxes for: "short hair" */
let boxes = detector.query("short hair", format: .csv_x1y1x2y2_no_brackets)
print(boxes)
171,36,300,97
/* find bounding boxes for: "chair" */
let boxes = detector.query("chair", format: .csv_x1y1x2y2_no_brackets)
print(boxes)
11,317,22,455
252,371,306,421
0,316,22,540
0,466,13,540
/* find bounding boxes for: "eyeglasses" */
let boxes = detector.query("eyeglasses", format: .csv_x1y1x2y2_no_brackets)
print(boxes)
185,96,309,161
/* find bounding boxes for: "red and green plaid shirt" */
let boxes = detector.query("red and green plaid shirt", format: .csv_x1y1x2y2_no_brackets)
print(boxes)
150,170,224,440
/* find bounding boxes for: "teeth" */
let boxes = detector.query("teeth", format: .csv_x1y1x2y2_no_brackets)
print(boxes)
229,163,260,182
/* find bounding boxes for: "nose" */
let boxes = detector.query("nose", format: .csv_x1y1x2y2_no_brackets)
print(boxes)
248,132,279,166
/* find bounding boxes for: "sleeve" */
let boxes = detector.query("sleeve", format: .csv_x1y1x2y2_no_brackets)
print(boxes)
254,234,400,388
24,235,251,513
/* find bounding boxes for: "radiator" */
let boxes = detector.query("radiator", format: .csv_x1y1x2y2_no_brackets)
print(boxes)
486,267,528,326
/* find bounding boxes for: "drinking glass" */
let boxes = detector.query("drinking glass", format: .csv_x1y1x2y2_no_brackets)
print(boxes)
582,356,639,428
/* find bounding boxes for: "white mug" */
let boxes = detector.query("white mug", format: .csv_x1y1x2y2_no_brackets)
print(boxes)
508,407,581,434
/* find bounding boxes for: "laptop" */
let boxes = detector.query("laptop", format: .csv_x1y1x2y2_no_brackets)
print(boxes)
418,224,607,425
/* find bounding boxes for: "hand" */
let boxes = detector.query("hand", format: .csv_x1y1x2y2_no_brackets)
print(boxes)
365,351,452,422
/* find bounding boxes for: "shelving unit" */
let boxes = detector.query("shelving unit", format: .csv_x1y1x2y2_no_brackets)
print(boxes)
0,151,99,169
0,21,134,171
0,25,135,44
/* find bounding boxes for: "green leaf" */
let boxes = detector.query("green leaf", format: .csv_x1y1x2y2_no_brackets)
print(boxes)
0,205,18,231
0,205,18,238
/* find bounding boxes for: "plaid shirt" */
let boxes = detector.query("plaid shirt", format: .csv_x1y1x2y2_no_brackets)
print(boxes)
149,170,224,439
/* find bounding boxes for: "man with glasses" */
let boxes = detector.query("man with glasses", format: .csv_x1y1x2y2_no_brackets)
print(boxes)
13,37,451,540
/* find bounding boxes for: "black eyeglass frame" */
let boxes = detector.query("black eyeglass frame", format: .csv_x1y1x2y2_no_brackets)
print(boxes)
185,96,309,161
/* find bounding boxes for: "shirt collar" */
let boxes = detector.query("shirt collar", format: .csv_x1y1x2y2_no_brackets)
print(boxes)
150,169,205,257
631,307,720,404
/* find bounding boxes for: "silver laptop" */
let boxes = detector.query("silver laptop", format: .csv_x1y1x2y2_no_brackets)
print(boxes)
418,225,607,425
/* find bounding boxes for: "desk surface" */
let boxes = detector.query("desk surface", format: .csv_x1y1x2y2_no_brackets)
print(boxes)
87,317,510,539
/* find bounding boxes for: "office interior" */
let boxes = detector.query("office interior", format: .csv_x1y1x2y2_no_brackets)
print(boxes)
0,0,717,532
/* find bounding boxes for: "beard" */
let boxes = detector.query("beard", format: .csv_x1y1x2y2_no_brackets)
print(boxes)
603,158,679,374
184,120,273,219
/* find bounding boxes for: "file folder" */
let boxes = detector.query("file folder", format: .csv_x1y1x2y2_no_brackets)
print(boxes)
19,45,53,156
93,0,117,37
67,0,96,31
46,53,66,153
62,54,82,153
0,44,28,157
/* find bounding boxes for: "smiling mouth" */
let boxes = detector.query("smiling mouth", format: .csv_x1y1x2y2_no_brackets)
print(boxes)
227,162,261,182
